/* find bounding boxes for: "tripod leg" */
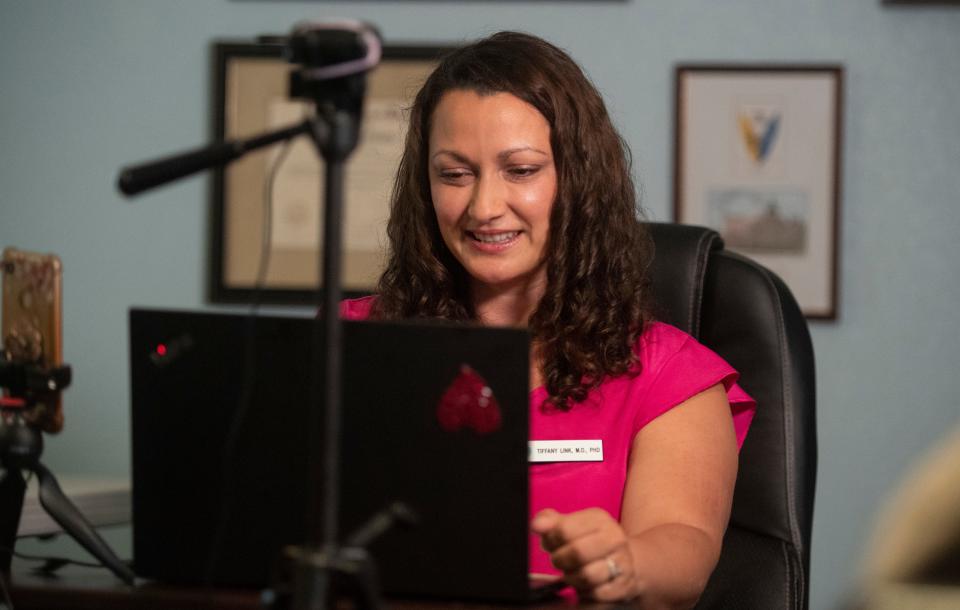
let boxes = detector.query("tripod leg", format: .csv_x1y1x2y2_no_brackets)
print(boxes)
338,547,383,610
0,468,26,573
33,462,135,585
290,555,332,610
352,558,383,610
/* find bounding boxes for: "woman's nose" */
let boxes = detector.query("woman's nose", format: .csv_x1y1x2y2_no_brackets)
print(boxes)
467,176,507,222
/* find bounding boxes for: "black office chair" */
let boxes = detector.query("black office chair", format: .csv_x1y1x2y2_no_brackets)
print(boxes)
645,223,817,610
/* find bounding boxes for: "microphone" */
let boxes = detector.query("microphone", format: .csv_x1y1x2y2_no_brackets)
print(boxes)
115,20,381,198
285,20,382,82
286,20,382,121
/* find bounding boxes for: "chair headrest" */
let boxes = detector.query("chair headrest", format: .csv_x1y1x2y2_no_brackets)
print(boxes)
645,223,723,338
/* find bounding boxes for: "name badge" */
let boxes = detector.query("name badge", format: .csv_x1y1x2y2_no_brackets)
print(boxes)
528,440,603,463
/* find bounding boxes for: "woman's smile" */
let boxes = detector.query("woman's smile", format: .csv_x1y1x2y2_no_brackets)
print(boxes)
467,229,522,249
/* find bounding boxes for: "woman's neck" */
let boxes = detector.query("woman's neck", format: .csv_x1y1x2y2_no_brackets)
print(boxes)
470,272,547,327
470,272,548,391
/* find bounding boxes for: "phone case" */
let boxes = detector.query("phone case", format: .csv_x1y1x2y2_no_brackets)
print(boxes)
2,247,64,433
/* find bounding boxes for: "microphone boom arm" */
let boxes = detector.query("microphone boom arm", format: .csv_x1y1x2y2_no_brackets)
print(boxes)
117,120,315,197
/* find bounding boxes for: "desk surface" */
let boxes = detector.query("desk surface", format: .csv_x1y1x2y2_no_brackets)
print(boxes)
7,562,629,609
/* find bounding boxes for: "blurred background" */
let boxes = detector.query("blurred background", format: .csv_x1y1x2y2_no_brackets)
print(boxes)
1,1,958,608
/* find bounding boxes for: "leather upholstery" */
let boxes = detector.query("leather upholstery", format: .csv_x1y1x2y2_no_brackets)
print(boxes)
646,223,817,610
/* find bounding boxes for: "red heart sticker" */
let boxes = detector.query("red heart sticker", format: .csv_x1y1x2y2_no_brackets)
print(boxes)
437,365,502,434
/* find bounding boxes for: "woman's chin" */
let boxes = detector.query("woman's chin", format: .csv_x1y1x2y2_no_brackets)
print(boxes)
466,267,546,295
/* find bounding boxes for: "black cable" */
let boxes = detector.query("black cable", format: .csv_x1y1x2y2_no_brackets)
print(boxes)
204,133,297,585
225,131,293,471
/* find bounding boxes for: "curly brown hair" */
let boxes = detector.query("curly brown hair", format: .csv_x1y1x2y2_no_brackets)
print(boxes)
374,31,654,409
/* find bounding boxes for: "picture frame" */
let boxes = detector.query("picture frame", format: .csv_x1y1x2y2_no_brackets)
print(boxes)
673,64,844,319
210,41,450,304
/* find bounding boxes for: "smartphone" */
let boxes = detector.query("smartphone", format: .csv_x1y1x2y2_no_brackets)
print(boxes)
1,247,64,433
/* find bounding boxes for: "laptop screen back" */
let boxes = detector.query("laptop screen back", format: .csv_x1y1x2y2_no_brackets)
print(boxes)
130,308,531,601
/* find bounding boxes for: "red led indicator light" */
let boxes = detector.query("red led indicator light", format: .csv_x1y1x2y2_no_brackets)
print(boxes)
156,344,167,356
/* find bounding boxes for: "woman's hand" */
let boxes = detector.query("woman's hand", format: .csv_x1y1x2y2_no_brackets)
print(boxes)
531,507,639,602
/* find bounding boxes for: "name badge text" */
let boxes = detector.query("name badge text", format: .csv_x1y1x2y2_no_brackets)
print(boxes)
529,440,603,463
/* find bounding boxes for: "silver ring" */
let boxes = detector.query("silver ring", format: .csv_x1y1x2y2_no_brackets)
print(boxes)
605,556,621,582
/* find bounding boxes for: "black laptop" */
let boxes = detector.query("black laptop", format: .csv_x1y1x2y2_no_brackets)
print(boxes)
129,308,544,602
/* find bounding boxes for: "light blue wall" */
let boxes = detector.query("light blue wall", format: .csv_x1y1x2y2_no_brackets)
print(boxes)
2,1,958,607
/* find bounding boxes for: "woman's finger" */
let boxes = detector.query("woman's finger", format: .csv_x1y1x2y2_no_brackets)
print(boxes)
539,507,615,552
549,527,625,572
566,551,632,594
530,508,561,534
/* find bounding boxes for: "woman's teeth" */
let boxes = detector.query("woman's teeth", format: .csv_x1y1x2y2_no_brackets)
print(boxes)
471,231,519,244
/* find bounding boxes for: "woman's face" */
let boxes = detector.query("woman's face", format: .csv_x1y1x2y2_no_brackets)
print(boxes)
428,89,557,294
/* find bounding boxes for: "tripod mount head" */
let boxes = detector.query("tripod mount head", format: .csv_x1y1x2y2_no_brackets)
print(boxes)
286,21,382,162
0,357,71,467
0,353,70,435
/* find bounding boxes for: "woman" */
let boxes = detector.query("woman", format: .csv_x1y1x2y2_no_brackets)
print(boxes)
341,32,755,607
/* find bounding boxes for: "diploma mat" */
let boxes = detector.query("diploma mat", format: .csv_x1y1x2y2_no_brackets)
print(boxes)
129,307,536,602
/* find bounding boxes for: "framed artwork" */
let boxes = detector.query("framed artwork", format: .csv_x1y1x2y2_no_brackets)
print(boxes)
210,41,450,304
674,64,844,319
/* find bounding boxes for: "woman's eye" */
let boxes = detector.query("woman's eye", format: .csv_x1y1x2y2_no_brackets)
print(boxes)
507,166,539,179
438,169,472,183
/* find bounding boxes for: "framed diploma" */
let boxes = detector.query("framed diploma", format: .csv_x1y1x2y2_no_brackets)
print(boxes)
210,40,449,304
674,64,844,319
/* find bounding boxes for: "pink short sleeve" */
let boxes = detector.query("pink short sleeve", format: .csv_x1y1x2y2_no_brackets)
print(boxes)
632,323,756,449
339,295,376,321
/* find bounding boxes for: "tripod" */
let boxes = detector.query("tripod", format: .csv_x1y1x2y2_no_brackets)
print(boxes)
117,20,403,609
0,358,135,584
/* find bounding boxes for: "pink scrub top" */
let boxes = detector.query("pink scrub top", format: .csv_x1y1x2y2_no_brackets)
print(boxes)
339,296,756,576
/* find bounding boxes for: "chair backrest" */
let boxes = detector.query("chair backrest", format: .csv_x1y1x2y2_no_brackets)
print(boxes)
646,223,817,610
